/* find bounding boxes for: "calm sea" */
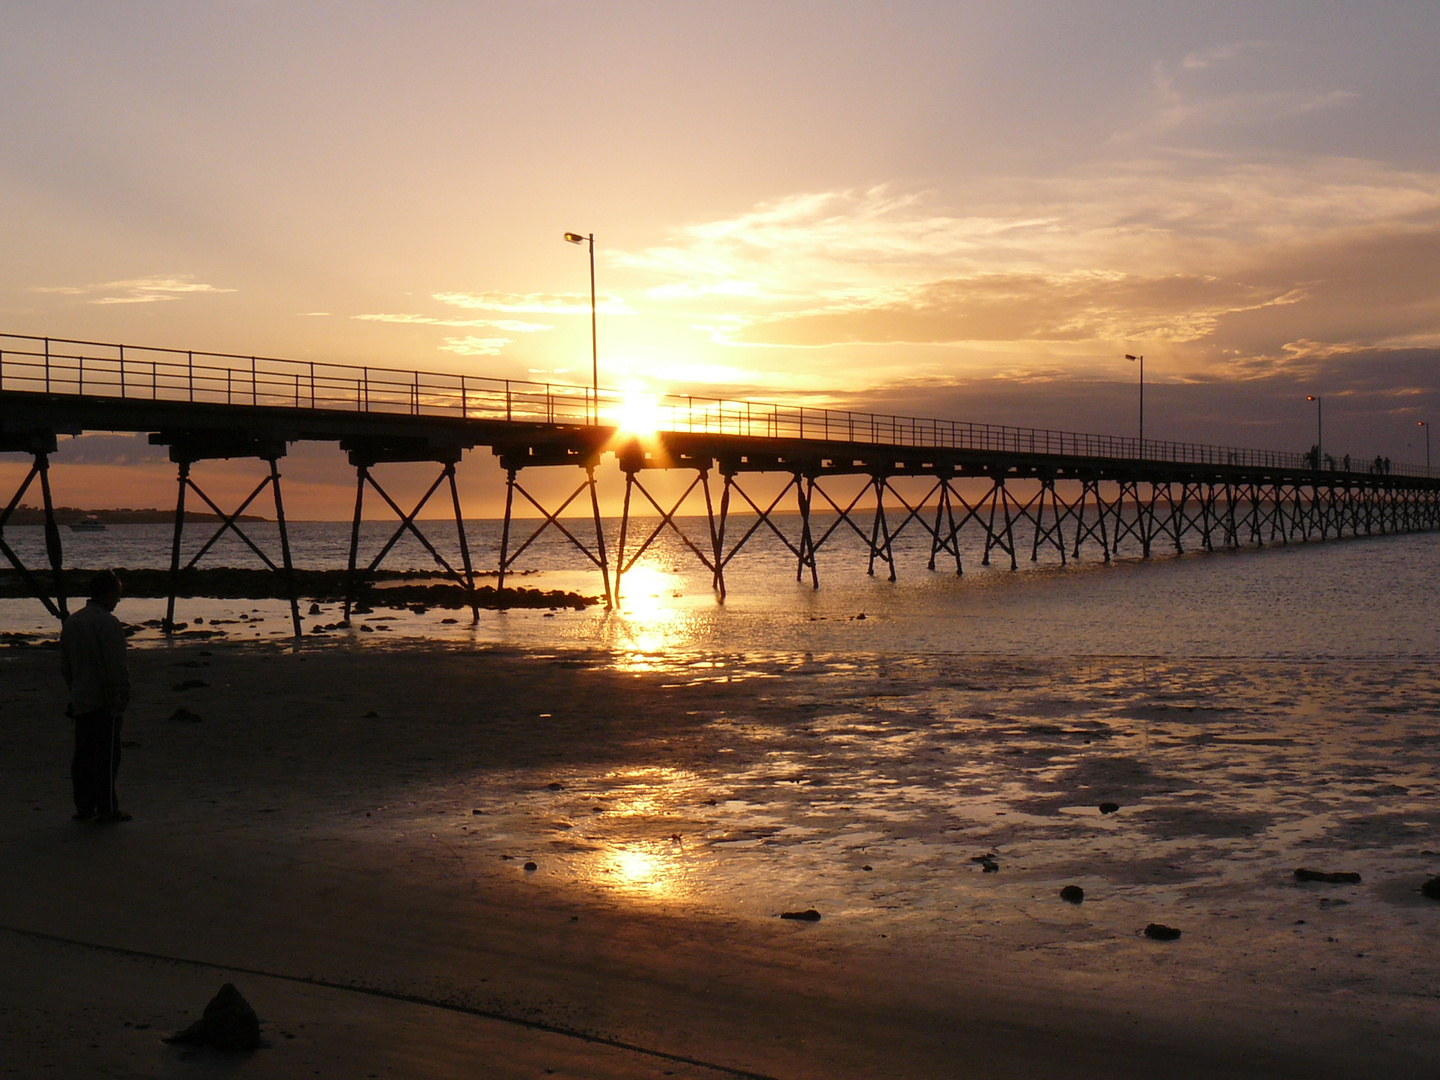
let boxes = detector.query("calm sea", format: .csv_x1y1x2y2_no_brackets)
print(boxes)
1,514,1436,660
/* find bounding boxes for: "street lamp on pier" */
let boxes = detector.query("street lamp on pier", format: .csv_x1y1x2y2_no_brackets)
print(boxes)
1420,420,1431,476
564,231,597,421
1125,354,1144,457
1307,395,1322,469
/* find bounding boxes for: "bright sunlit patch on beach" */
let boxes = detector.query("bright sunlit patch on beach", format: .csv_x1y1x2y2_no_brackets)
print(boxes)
591,844,686,899
613,849,659,884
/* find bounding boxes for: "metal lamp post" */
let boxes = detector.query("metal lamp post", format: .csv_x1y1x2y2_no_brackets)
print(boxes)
1307,395,1322,468
1125,354,1144,456
1420,420,1431,476
564,231,597,421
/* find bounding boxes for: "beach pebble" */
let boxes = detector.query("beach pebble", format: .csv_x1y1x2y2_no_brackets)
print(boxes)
523,861,538,871
1419,876,1440,900
308,603,323,615
166,707,203,723
1098,802,1121,814
172,678,209,691
862,865,873,872
1060,885,1085,904
1294,868,1362,884
162,983,261,1052
853,612,867,620
546,782,564,791
780,909,822,922
1143,923,1182,941
360,624,374,632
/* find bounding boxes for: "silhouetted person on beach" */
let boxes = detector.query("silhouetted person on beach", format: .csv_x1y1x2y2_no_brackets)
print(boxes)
61,570,131,822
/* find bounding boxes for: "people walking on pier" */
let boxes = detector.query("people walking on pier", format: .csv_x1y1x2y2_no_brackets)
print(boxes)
60,570,131,823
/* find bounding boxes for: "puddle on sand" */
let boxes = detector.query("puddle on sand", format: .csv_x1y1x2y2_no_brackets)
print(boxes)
356,651,1440,1003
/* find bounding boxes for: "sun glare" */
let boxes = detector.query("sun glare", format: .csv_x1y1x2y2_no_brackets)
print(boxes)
613,387,662,436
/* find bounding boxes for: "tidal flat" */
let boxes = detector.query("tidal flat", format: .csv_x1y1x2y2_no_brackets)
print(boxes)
2,638,1438,1078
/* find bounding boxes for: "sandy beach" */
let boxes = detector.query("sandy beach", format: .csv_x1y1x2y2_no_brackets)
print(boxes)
3,636,1439,1078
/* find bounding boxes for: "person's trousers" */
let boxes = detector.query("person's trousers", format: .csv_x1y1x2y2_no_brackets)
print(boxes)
72,709,121,816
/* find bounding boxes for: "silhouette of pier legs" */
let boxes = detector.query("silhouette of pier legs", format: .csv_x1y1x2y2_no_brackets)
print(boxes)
926,476,965,575
0,430,67,620
614,444,718,605
713,467,814,599
1069,479,1110,562
340,440,478,624
1027,477,1067,564
981,479,1020,570
495,453,611,607
152,432,300,637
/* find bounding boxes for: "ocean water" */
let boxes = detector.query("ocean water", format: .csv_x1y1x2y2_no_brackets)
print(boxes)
1,513,1437,660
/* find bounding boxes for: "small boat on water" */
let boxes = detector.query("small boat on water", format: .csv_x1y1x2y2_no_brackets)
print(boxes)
68,515,106,532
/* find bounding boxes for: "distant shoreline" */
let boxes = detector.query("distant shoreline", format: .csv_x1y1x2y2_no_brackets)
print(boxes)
3,507,266,526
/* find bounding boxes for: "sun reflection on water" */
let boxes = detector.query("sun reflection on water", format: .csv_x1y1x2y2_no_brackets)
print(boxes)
613,849,661,885
605,564,704,671
577,766,703,899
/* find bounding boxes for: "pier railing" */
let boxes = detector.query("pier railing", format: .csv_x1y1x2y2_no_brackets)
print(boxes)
0,333,1428,478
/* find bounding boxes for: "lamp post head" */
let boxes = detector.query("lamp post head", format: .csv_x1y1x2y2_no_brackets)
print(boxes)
1125,354,1138,361
1307,395,1318,402
564,232,586,245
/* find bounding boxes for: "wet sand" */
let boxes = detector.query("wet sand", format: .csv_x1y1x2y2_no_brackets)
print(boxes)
2,639,1439,1078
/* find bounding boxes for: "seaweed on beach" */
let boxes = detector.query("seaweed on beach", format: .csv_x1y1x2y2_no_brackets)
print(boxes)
0,567,597,610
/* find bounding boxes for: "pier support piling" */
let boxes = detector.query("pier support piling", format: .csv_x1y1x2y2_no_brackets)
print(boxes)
613,443,718,606
152,432,300,637
495,459,611,607
0,431,68,620
339,441,478,624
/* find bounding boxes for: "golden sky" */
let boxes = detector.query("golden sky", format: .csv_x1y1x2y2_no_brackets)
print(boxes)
3,2,1438,511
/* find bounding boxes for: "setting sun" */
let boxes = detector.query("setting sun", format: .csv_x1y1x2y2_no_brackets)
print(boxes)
612,386,662,436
